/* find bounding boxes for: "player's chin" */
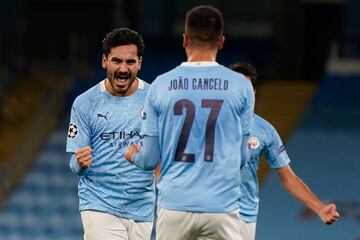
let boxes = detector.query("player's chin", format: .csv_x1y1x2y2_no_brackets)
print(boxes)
113,84,129,94
117,88,129,95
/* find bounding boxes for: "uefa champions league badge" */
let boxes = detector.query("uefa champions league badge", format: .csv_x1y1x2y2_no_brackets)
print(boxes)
248,136,260,149
67,122,78,138
140,107,146,120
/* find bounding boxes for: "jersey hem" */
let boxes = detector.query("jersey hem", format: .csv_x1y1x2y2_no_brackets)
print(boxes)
79,206,154,222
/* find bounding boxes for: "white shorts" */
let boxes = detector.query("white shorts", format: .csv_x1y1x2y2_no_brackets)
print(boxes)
80,210,153,240
156,207,244,240
240,221,256,240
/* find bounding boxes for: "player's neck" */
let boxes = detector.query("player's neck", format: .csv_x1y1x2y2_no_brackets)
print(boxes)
186,48,218,62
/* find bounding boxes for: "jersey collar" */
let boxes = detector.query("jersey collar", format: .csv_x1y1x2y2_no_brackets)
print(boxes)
100,78,144,93
180,61,219,67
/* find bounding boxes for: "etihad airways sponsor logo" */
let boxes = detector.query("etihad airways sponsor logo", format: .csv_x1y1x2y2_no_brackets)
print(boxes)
100,130,143,140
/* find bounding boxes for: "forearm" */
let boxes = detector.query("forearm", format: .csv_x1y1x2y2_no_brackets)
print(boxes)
281,173,325,214
132,135,160,170
278,165,339,224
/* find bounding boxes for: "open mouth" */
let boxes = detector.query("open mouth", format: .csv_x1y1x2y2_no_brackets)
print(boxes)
114,73,131,86
115,74,130,80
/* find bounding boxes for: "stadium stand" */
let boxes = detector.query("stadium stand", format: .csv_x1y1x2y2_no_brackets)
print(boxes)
255,81,317,182
0,75,68,210
0,123,83,239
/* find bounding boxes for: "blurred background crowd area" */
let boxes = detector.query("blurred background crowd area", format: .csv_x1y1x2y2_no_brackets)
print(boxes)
0,0,360,239
1,0,359,85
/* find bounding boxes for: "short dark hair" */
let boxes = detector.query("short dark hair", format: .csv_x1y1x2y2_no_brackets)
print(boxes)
229,62,257,88
102,27,145,58
185,5,224,47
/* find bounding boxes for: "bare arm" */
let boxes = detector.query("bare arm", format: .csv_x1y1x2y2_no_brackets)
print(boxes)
276,165,340,225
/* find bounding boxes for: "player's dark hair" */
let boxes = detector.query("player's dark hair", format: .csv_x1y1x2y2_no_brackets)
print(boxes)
185,5,224,47
102,27,145,58
229,62,257,88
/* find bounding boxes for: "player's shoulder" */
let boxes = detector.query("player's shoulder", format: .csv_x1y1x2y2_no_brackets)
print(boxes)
225,67,249,81
137,78,150,91
253,114,277,134
223,67,253,92
251,114,281,147
73,80,104,108
226,66,245,76
145,67,182,94
152,67,181,84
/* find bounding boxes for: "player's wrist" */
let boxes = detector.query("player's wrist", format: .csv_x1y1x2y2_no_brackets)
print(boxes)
315,202,326,214
124,149,134,163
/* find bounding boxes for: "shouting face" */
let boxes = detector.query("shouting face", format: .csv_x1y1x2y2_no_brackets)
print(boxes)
102,44,142,96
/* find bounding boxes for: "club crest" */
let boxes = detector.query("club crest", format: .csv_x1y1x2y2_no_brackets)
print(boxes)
248,136,260,149
140,107,147,120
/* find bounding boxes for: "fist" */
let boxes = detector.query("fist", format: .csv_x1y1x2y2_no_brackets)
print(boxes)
75,146,93,170
124,144,140,163
318,203,340,225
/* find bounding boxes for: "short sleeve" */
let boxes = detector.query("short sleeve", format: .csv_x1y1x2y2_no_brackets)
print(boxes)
140,84,159,137
240,79,255,135
66,99,91,153
263,125,291,168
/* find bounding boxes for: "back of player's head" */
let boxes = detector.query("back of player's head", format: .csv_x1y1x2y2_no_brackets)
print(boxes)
229,62,257,89
185,5,224,47
102,28,145,58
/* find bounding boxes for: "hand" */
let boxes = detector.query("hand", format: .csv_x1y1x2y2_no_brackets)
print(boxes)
124,144,140,163
318,203,340,225
75,146,93,170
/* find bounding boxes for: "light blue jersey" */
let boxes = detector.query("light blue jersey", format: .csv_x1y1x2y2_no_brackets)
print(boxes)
66,79,155,222
141,62,254,213
240,114,290,222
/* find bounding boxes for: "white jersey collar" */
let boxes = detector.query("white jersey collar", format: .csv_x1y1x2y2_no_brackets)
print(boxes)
100,78,144,92
137,78,145,89
100,79,107,92
180,61,219,67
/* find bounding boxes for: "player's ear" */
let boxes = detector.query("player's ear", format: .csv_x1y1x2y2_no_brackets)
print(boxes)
183,33,188,48
101,54,107,69
138,57,142,70
218,36,225,50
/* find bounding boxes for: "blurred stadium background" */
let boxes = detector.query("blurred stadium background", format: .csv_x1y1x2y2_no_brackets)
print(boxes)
0,0,359,239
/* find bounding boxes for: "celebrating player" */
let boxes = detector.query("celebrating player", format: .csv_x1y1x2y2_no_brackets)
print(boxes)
66,28,155,240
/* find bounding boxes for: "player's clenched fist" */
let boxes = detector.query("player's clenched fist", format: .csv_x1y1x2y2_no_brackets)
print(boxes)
75,146,93,170
124,144,140,163
318,203,340,225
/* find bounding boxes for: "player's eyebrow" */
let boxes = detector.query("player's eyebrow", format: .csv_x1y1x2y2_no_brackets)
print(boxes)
110,57,137,64
110,56,122,62
126,59,137,64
